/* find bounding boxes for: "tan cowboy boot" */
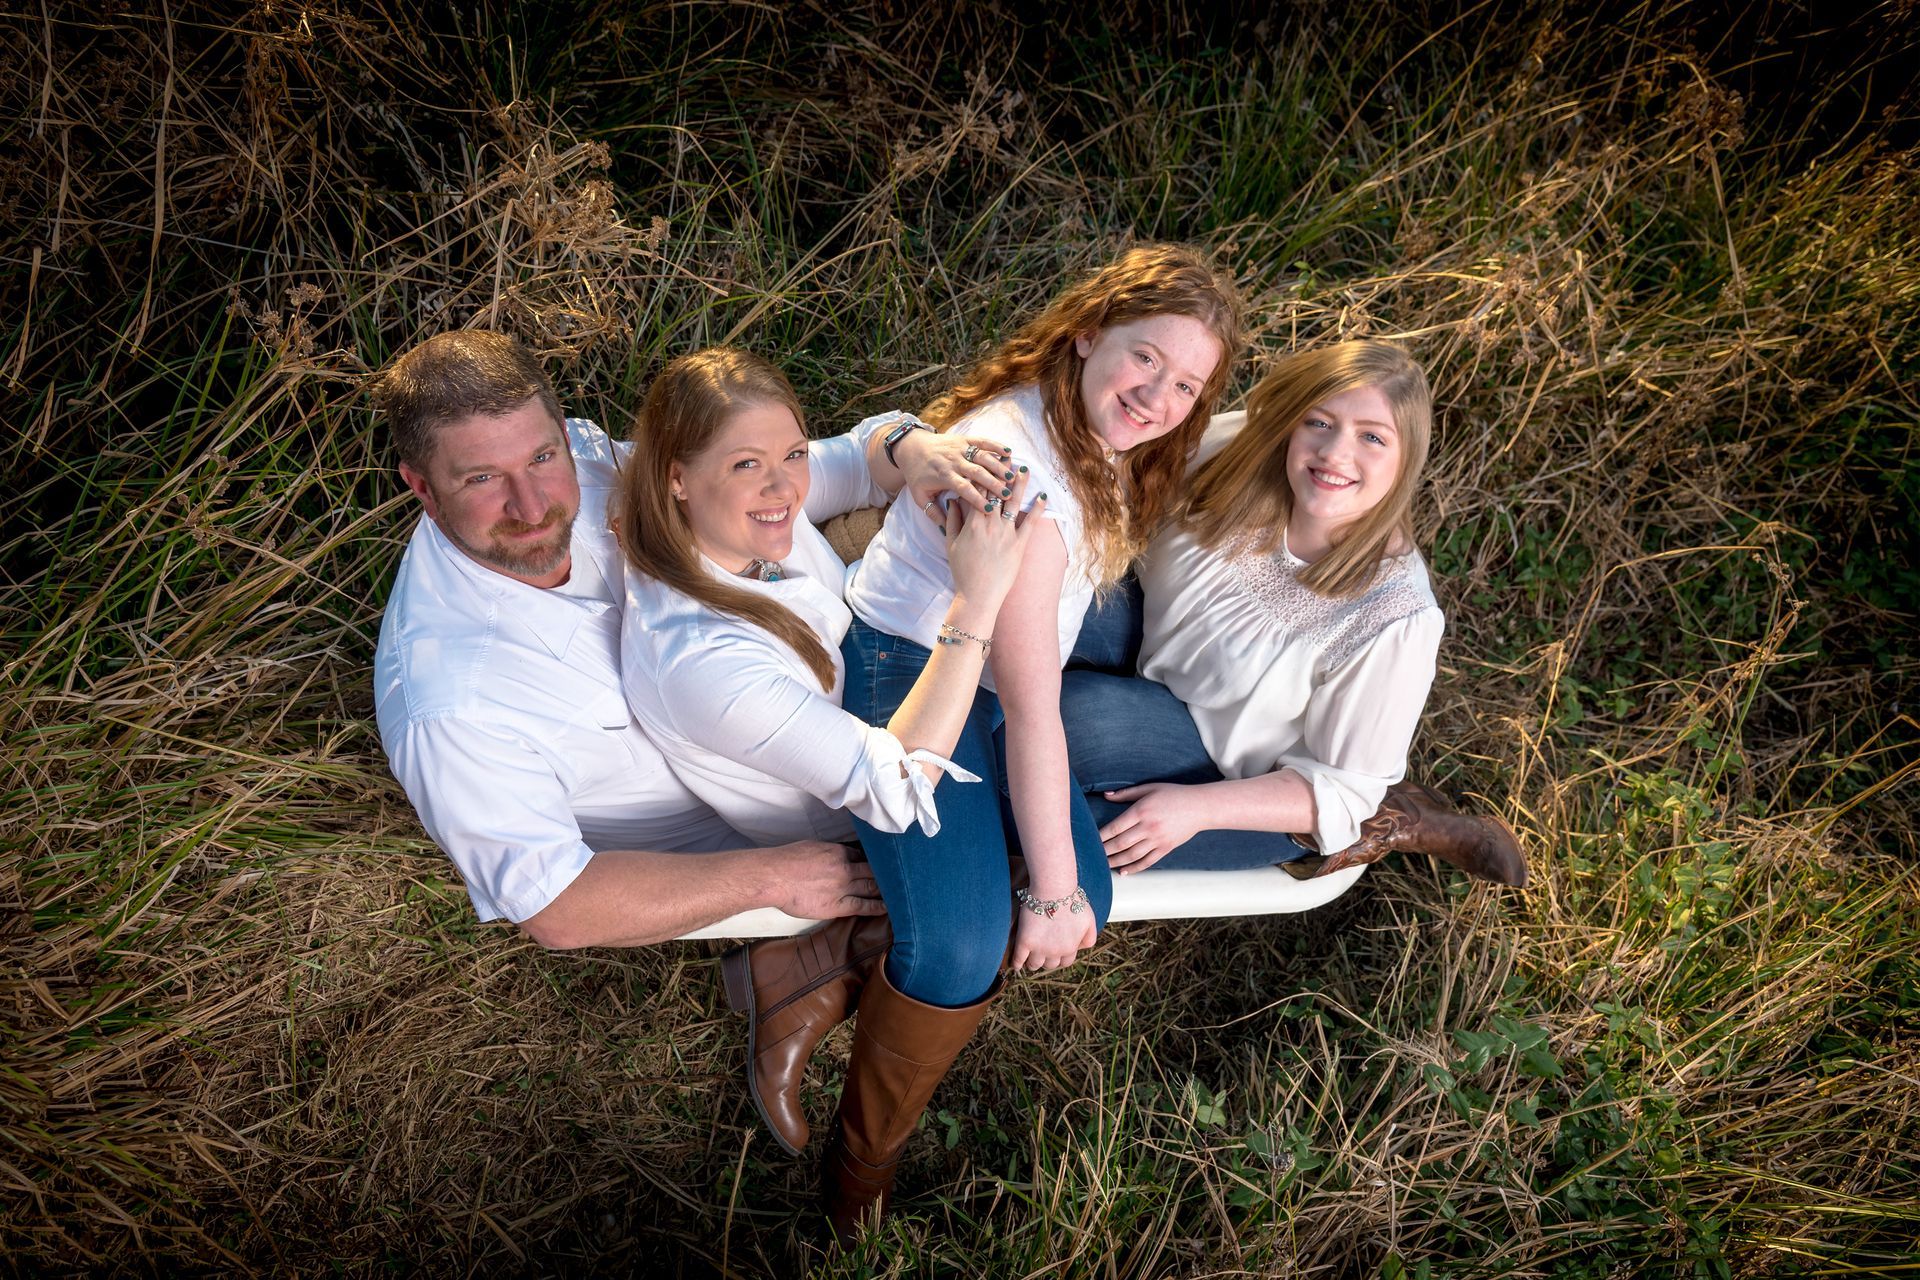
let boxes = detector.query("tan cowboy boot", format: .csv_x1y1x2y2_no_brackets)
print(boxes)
1282,781,1527,886
822,964,999,1241
721,914,893,1156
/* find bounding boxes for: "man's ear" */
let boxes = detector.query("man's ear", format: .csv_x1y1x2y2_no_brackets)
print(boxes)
399,460,439,520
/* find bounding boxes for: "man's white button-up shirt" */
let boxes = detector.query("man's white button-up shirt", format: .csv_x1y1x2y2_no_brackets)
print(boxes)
373,416,886,923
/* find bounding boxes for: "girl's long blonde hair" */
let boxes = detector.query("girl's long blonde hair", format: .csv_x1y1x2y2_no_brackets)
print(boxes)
1184,340,1432,598
923,244,1246,586
613,347,837,690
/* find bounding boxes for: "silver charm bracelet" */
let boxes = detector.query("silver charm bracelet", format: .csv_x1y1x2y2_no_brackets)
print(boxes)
1014,885,1089,920
935,621,992,655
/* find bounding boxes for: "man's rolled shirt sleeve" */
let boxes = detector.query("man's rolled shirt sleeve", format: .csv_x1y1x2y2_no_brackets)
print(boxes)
389,715,597,922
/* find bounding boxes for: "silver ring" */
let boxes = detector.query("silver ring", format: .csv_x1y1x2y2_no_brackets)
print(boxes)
963,444,979,463
922,499,938,514
1000,503,1016,520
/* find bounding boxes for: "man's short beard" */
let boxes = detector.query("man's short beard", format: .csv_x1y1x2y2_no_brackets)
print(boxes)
446,504,577,579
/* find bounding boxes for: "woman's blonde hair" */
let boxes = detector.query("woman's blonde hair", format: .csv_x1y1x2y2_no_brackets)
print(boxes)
1184,340,1432,598
613,347,837,690
923,244,1246,586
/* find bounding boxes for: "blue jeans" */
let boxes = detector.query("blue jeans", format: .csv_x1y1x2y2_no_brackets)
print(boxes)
840,619,1114,1008
1045,579,1313,871
1055,671,1313,869
1065,578,1145,673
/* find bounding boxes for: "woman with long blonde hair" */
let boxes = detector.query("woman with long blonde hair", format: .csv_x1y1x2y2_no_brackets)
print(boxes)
1067,340,1527,886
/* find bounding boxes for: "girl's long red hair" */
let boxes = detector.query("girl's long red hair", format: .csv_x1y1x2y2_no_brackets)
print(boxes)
923,244,1246,585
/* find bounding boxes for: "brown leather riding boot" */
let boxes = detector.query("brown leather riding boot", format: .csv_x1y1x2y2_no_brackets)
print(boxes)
721,914,893,1156
1282,781,1528,887
822,964,998,1242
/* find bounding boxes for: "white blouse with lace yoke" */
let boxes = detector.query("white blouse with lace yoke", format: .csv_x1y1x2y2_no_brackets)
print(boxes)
619,518,976,848
1137,527,1445,855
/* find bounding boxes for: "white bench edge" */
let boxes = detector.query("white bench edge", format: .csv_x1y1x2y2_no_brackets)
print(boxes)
676,863,1367,940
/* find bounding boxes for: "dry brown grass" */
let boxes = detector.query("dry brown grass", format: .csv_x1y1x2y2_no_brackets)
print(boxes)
3,1,1917,1274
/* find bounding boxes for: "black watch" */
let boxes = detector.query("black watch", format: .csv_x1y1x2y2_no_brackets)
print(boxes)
881,417,932,467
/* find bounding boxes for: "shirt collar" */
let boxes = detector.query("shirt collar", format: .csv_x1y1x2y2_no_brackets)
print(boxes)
419,513,612,660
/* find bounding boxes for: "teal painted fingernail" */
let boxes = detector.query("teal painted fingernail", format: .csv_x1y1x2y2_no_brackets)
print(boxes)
1019,465,1029,473
1004,470,1015,481
1038,491,1048,500
1000,487,1011,497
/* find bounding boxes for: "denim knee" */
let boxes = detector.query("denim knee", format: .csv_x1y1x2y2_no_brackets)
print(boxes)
1059,670,1220,792
1066,573,1144,672
1063,787,1115,928
886,919,1010,1008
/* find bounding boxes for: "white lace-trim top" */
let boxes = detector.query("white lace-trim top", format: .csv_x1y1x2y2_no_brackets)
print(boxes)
1137,525,1444,854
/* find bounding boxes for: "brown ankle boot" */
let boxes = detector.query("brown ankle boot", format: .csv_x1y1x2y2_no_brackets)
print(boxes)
721,914,892,1156
1282,781,1528,887
822,964,998,1241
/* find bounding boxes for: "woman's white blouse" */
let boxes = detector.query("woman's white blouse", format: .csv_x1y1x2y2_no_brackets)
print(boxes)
846,385,1094,689
619,513,974,848
1137,526,1445,855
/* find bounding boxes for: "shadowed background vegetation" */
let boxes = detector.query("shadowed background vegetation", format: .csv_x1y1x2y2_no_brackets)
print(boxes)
3,1,1917,1274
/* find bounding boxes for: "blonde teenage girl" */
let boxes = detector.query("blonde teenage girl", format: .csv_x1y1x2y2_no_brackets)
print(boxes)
1079,340,1526,885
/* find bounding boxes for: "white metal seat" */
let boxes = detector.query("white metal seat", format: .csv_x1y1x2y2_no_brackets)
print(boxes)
676,862,1365,939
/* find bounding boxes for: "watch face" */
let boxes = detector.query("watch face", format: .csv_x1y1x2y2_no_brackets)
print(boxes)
884,419,926,462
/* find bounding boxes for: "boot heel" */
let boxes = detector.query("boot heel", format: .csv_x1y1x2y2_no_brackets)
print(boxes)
1281,855,1328,881
722,945,754,1014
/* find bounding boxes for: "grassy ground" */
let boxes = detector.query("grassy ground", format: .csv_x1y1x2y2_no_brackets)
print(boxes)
3,1,1917,1274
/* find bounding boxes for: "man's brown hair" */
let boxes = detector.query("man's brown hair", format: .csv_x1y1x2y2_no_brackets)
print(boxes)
370,331,563,468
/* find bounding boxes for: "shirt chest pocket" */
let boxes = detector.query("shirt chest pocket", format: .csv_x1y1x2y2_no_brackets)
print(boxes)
552,696,646,798
557,614,634,734
586,692,632,731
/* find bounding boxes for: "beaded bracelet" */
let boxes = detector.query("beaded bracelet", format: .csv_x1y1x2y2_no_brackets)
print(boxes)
1014,885,1089,920
935,621,992,655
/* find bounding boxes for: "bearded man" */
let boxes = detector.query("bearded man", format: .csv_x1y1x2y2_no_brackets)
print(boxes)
371,331,989,946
